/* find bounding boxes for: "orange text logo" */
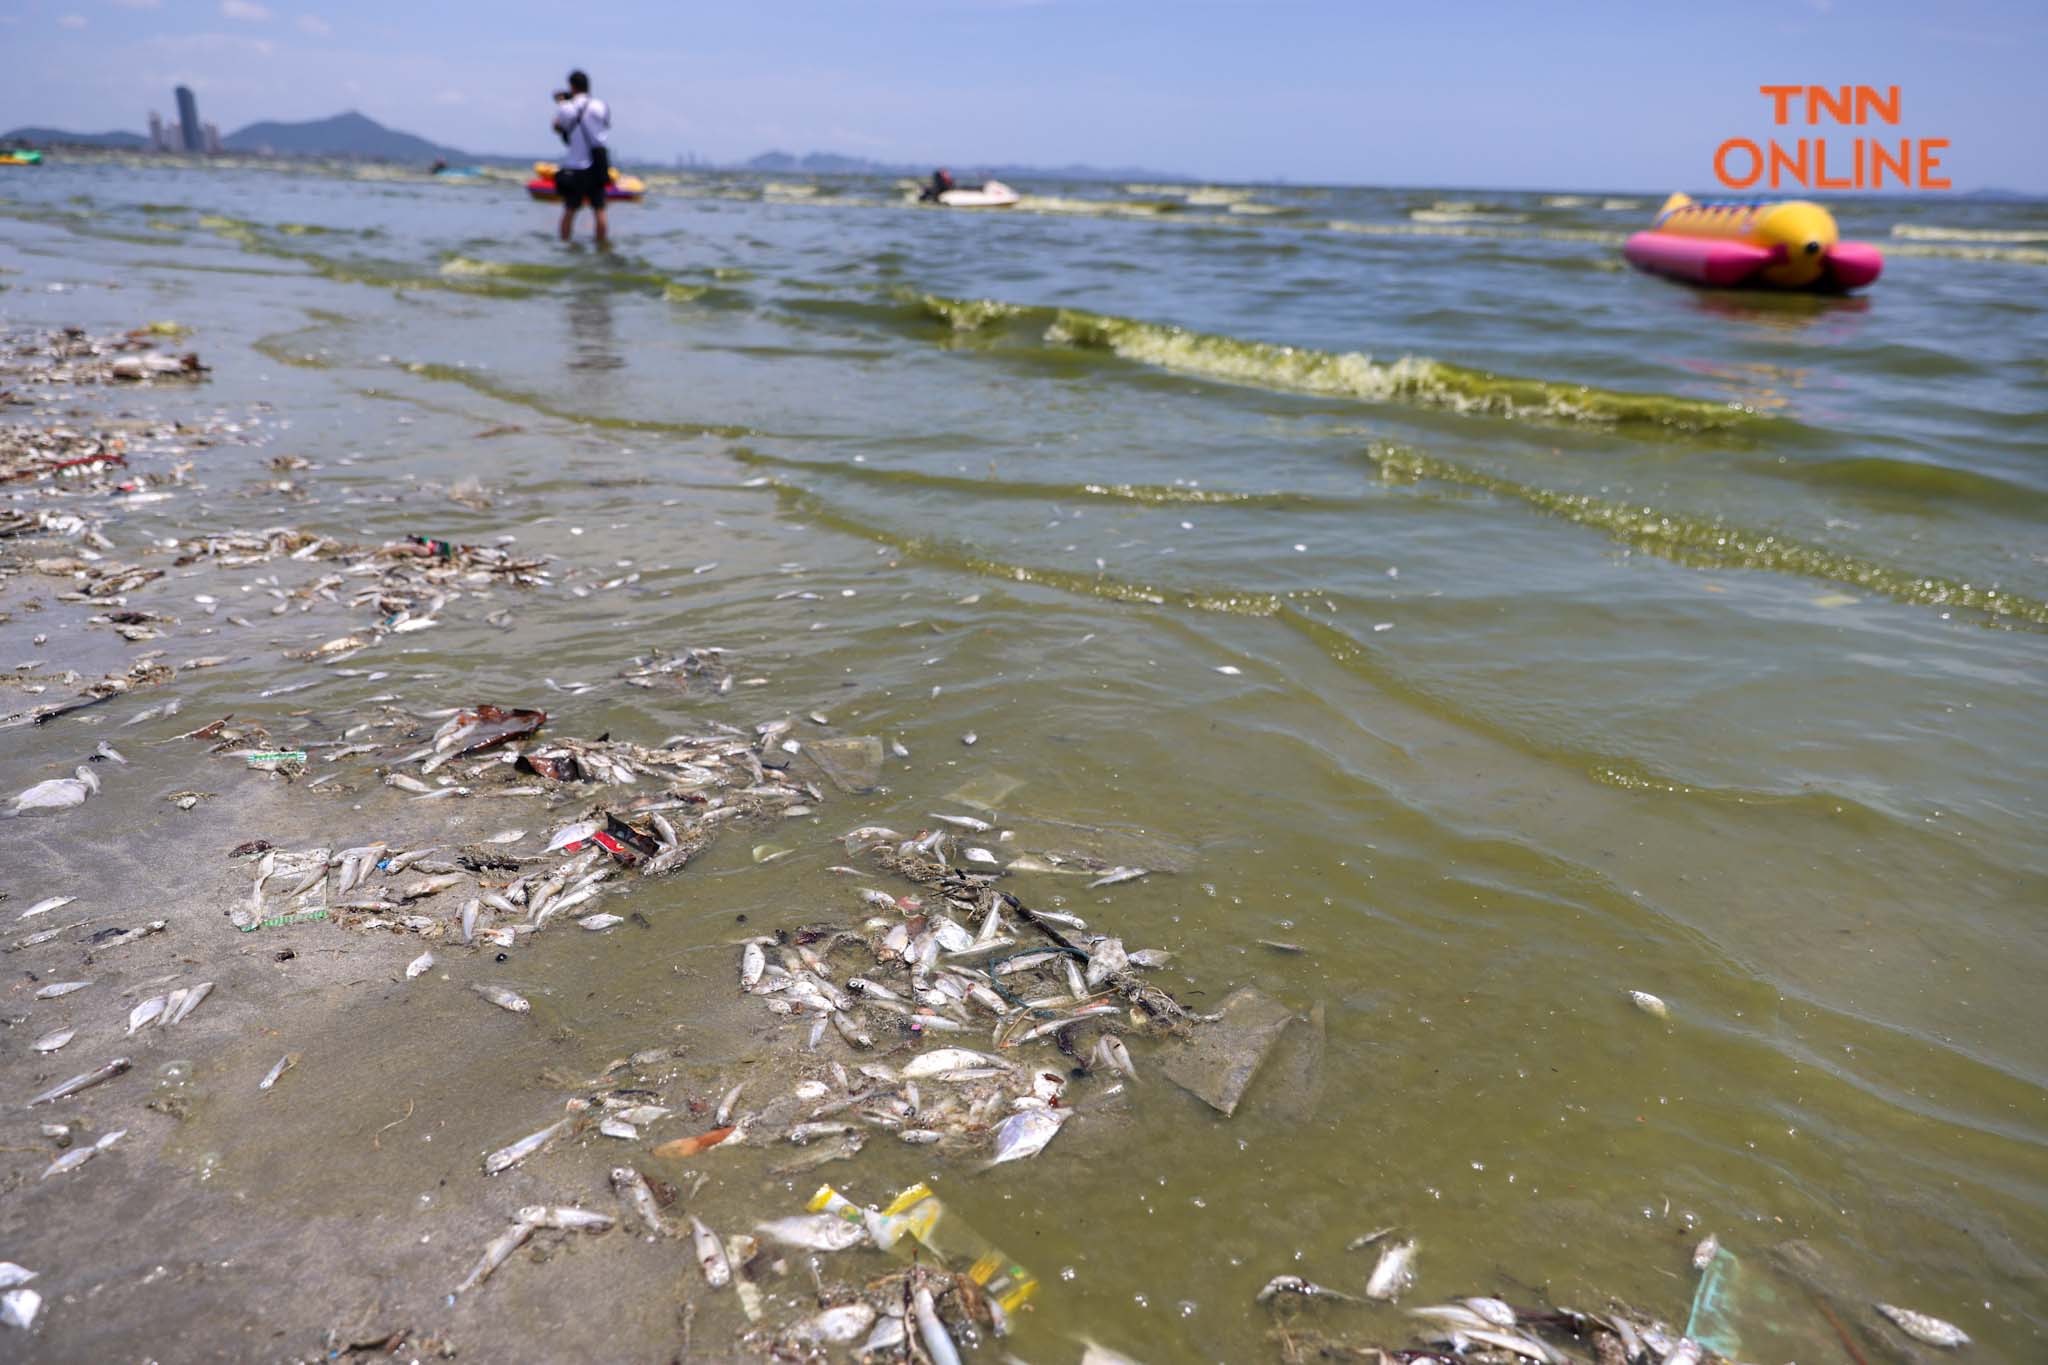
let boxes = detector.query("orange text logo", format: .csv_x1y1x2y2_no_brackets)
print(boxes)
1714,86,1949,191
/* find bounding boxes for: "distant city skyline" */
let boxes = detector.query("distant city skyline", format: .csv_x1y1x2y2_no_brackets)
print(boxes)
2,1,2044,190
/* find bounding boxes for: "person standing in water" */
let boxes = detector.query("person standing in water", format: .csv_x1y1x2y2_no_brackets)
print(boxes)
551,70,612,244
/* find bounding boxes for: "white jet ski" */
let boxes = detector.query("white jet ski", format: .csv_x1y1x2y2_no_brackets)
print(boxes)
935,179,1019,209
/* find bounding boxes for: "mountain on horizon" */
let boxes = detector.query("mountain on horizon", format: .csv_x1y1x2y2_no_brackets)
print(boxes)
2,126,150,149
223,110,460,161
742,149,1183,183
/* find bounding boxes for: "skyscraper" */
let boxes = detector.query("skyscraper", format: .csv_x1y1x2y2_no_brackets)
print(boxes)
175,86,201,153
148,111,166,153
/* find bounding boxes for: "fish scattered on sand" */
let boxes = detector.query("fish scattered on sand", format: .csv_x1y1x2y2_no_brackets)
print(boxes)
405,951,435,978
1627,990,1669,1019
483,1117,574,1174
755,1213,867,1252
42,1127,125,1179
1257,1275,1362,1304
611,1167,670,1237
259,1052,300,1092
453,1212,540,1295
32,1030,75,1054
472,984,531,1014
35,981,91,1000
990,1108,1068,1165
27,1057,130,1107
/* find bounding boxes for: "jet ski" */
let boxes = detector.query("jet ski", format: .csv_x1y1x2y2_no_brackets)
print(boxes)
933,179,1018,209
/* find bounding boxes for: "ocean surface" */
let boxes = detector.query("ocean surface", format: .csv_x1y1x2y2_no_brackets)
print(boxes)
3,158,2045,1360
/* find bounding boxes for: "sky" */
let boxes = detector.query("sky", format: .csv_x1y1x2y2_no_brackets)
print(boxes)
4,0,2046,191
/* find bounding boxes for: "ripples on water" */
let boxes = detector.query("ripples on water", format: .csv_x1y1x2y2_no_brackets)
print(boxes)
3,160,2045,1359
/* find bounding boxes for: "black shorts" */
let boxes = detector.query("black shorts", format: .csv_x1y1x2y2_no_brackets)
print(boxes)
557,165,607,210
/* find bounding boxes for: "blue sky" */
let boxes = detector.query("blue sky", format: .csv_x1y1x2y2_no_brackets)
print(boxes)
5,0,2045,190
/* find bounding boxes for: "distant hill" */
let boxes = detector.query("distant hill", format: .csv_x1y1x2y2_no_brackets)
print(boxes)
742,149,1183,183
2,126,149,149
223,111,459,161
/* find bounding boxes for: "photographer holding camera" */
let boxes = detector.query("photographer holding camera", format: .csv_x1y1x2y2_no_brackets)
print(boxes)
551,70,612,244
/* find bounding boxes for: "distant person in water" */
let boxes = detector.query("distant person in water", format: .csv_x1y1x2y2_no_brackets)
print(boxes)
919,168,955,203
551,69,612,244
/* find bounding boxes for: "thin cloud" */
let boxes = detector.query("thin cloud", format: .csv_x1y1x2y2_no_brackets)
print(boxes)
114,0,163,9
59,14,89,27
221,0,271,20
297,14,332,37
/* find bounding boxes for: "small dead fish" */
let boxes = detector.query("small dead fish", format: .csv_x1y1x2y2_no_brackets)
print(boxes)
579,913,624,931
1627,989,1669,1019
1088,866,1147,888
1691,1234,1719,1270
741,941,766,988
755,1213,866,1252
27,1056,130,1107
35,981,91,1000
1364,1239,1417,1300
927,813,992,832
788,1303,878,1346
406,951,435,978
453,1213,539,1295
1257,1275,1362,1305
715,1082,746,1126
126,996,167,1035
611,1167,670,1237
384,772,434,794
259,1052,300,1091
788,1121,858,1146
900,1047,1008,1079
1465,1297,1518,1328
1088,1035,1136,1080
522,1205,614,1233
33,1029,75,1054
831,1011,873,1049
42,1127,125,1180
21,896,75,920
483,1117,573,1174
689,1216,731,1288
92,921,167,951
913,1285,961,1365
166,981,212,1025
990,1107,1067,1165
1874,1305,1970,1348
473,984,531,1014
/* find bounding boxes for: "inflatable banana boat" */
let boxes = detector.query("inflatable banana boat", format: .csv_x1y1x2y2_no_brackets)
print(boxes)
526,162,647,203
1624,193,1882,292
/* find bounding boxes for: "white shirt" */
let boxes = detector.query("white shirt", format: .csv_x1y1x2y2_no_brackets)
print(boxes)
553,94,610,170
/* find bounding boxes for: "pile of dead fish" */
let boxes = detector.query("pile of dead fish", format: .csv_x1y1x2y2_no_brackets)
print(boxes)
726,820,1199,1168
170,527,553,662
0,324,207,389
232,704,817,941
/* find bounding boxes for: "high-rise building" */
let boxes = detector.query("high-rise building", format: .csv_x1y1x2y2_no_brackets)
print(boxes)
175,86,201,153
147,111,166,153
202,123,222,156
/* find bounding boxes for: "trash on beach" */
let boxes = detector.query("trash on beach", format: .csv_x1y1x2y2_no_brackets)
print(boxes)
806,735,885,794
1162,984,1297,1116
244,750,308,770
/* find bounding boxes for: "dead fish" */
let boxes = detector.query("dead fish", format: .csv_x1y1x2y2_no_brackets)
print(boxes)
1364,1239,1417,1300
35,981,91,1000
578,913,624,931
1257,1275,1363,1305
990,1107,1067,1165
1465,1297,1517,1328
1088,866,1146,888
522,1205,614,1233
831,1011,872,1049
611,1167,670,1237
755,1213,867,1252
483,1117,573,1174
384,772,434,794
788,1303,878,1345
1691,1234,1719,1270
126,996,167,1035
13,767,99,814
42,1127,125,1180
1089,1035,1136,1080
453,1213,539,1295
93,921,167,951
259,1052,299,1091
898,1129,945,1145
460,898,479,945
788,1122,859,1145
960,732,977,747
1874,1304,1970,1348
715,1081,746,1126
1627,989,1669,1019
927,813,992,832
473,984,531,1014
33,1029,75,1054
21,896,75,920
1084,936,1129,987
406,951,436,978
741,942,766,989
900,1047,1008,1079
913,1285,961,1365
28,1056,130,1107
689,1216,731,1288
166,981,212,1025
